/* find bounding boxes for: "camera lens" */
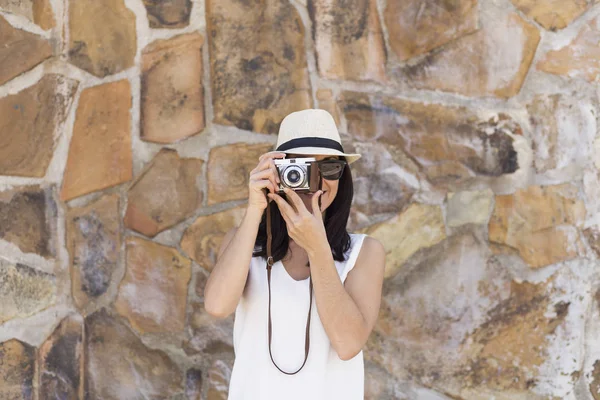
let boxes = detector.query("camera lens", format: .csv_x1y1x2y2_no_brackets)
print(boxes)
287,170,300,183
282,165,305,188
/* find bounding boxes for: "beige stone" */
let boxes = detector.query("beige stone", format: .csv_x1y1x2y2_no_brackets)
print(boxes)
68,0,136,77
141,33,205,143
510,0,599,31
0,74,78,178
66,194,120,310
0,15,52,85
446,189,494,227
309,0,386,81
207,358,233,400
384,0,478,61
359,203,446,277
489,184,586,268
0,339,35,400
584,227,600,258
339,91,521,188
398,13,540,98
185,302,234,355
0,185,57,258
143,0,191,29
537,16,600,82
0,0,55,29
84,308,182,398
206,0,312,134
527,93,597,173
592,360,600,400
124,148,203,237
60,80,132,201
0,259,56,324
181,206,246,272
207,143,273,205
316,89,340,126
39,314,83,399
114,237,191,334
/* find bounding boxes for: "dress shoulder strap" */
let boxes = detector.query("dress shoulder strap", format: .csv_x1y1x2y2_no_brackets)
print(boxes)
340,234,368,283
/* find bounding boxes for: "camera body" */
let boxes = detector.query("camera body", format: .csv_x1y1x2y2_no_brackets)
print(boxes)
274,157,321,194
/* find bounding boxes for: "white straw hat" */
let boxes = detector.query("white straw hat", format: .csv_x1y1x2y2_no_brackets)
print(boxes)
275,109,361,164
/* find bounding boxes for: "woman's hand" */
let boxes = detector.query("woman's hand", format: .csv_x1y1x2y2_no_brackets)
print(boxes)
267,187,328,255
248,152,286,212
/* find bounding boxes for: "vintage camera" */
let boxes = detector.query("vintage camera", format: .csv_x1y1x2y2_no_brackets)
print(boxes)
274,157,321,194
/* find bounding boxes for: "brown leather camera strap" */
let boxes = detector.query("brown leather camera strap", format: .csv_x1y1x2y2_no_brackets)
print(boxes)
265,194,313,375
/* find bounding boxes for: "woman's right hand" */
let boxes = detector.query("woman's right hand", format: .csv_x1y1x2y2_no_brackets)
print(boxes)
247,152,286,212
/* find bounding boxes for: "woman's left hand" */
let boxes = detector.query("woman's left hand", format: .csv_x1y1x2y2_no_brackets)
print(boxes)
267,187,328,255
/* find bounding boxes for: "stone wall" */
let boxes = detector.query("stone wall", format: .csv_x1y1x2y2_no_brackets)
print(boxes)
0,0,599,398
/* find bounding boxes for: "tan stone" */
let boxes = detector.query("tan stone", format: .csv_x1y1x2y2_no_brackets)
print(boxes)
124,148,203,237
489,184,586,268
0,259,56,324
39,314,83,399
60,80,132,201
181,206,246,272
384,0,478,61
195,270,208,298
537,16,600,82
316,89,340,126
339,91,520,188
207,143,273,205
68,0,136,77
0,74,78,177
0,339,35,400
114,237,191,334
446,189,494,227
84,308,182,398
591,360,600,400
527,93,597,173
0,0,55,29
143,0,191,29
141,33,205,143
206,0,312,134
207,358,233,400
398,13,540,98
66,194,120,310
0,15,52,85
584,227,600,258
510,0,599,31
0,185,57,258
309,0,386,81
359,203,446,277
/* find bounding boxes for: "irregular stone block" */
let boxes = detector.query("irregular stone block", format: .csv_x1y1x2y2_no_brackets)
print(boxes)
207,142,273,205
0,259,56,324
184,302,233,356
66,194,120,310
316,89,341,126
339,91,520,189
207,357,234,400
0,339,35,400
397,12,540,98
359,203,447,278
206,0,312,133
114,237,191,334
39,314,83,400
185,368,203,400
0,0,55,29
180,205,246,272
141,32,205,143
537,16,600,82
0,14,52,85
384,0,478,61
84,308,182,399
489,184,586,268
143,0,192,28
527,93,597,173
0,74,78,177
510,0,599,31
446,189,494,228
308,0,386,81
124,148,203,237
68,0,136,77
60,80,132,201
0,185,57,258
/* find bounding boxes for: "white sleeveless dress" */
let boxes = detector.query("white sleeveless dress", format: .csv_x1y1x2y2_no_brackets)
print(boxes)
227,233,367,400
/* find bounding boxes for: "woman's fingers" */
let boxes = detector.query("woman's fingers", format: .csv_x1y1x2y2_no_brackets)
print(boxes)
282,188,308,215
267,192,296,221
311,190,323,218
251,169,278,193
250,179,276,195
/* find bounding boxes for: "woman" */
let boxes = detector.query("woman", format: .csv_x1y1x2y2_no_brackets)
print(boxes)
204,109,386,399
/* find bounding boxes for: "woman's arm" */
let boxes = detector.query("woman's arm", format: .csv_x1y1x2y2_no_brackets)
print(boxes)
203,207,263,318
307,236,385,360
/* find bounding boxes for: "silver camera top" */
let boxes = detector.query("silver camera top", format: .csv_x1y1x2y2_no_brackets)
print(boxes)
273,157,317,165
